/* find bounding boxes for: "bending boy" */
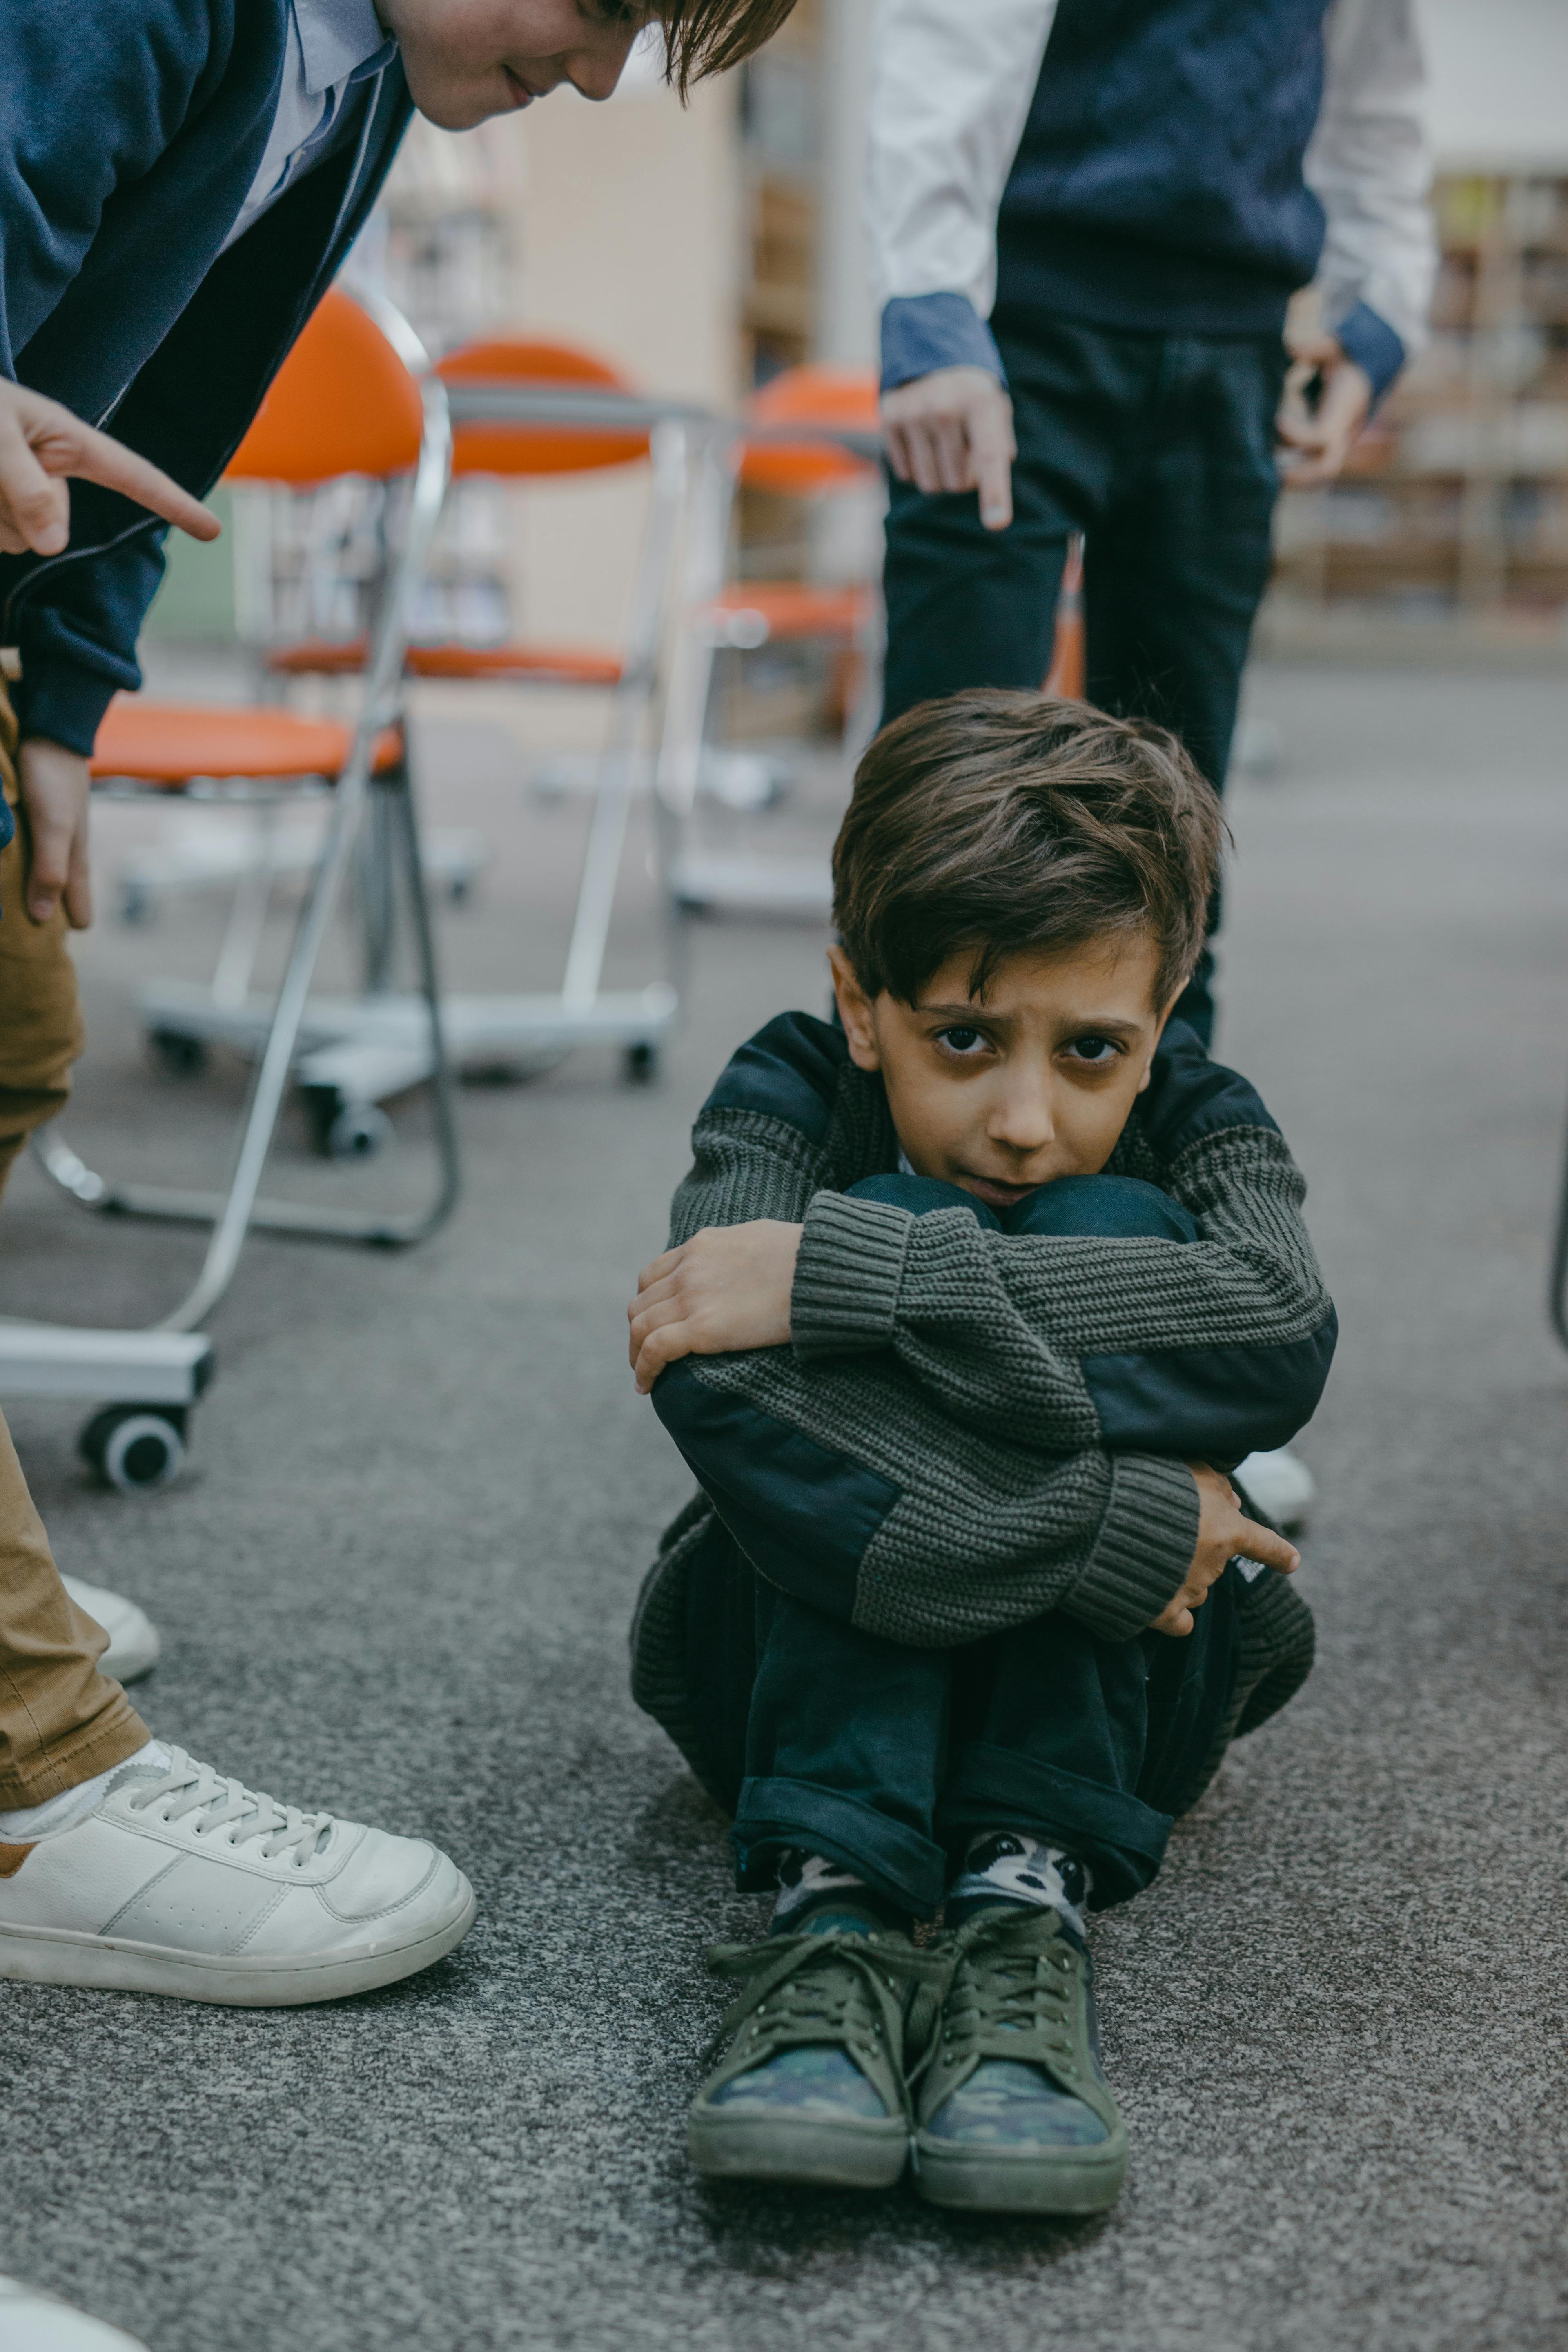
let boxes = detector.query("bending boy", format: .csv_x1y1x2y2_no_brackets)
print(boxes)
628,691,1335,2212
0,0,791,2008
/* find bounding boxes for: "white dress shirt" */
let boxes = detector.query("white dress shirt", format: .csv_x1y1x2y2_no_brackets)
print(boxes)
220,0,396,254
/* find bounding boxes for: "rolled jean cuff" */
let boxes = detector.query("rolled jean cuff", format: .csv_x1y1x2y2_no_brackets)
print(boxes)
731,1773,950,1915
938,1742,1173,1910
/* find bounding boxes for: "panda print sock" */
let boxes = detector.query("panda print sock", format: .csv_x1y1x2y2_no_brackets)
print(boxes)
945,1831,1090,1936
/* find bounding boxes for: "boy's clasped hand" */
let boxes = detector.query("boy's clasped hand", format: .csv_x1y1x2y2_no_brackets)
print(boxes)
628,1220,804,1394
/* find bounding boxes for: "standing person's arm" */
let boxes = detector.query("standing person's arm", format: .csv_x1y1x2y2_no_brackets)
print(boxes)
1278,0,1437,486
868,0,1058,530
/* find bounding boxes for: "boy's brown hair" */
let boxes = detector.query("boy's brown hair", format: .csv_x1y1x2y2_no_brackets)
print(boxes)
658,0,799,92
833,690,1227,1012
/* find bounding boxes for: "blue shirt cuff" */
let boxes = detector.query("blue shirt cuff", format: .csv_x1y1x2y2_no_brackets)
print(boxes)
880,294,1007,393
1331,300,1406,403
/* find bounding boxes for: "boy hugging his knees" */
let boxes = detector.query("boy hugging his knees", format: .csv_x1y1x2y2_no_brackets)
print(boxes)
626,689,1336,2216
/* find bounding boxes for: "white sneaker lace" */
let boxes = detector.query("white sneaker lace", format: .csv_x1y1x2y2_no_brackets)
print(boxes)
125,1746,334,1866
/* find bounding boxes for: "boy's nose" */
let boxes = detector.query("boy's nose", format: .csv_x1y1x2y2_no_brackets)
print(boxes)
989,1082,1056,1156
569,33,640,100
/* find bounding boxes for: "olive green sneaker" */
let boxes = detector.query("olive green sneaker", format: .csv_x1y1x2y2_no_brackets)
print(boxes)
688,1907,942,2189
912,1903,1128,2214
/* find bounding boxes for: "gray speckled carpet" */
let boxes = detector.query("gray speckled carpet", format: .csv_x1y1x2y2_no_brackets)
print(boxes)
3,664,1567,2352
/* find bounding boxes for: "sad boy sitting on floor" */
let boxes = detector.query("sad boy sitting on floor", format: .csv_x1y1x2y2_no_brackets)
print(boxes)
626,690,1335,2216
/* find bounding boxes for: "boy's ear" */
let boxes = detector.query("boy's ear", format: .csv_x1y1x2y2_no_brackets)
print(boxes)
826,944,882,1071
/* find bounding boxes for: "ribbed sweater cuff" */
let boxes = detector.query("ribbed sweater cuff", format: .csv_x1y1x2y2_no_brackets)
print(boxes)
1067,1454,1200,1644
791,1190,911,1359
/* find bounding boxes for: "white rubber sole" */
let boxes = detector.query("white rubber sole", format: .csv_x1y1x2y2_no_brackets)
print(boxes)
0,1876,476,2006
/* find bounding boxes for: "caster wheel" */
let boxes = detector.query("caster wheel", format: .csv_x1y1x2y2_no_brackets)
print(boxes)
149,1027,207,1079
623,1041,659,1084
80,1406,187,1494
448,874,472,905
326,1102,393,1161
118,884,153,926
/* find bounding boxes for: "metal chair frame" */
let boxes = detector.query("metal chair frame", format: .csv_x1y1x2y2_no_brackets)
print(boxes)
26,296,459,1343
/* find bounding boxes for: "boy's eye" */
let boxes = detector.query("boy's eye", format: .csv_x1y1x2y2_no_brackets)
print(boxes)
1064,1034,1121,1067
934,1025,989,1058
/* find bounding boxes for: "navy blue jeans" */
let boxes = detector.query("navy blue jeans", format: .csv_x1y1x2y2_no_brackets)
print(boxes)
680,1171,1242,1918
880,316,1287,1047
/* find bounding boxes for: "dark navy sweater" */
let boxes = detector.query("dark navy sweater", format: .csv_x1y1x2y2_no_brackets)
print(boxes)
996,0,1330,337
0,0,412,762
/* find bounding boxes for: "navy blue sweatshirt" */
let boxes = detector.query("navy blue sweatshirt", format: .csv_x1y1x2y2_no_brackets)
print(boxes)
0,0,412,761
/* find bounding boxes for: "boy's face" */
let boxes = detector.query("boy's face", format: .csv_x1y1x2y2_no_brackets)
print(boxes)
379,0,649,128
829,933,1173,1211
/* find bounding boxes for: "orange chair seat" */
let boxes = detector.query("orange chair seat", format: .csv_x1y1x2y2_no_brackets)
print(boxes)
701,582,874,644
90,698,400,786
267,637,625,688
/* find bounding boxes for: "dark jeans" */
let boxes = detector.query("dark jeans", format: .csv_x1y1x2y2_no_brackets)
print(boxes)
680,1171,1240,1918
881,315,1287,1046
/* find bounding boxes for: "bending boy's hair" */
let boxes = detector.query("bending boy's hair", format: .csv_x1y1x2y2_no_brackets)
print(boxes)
832,690,1228,1012
660,0,800,91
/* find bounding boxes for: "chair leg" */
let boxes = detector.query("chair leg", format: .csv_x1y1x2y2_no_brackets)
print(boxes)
33,741,461,1328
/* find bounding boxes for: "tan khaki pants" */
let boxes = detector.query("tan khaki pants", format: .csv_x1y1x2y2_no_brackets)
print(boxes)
0,678,146,1804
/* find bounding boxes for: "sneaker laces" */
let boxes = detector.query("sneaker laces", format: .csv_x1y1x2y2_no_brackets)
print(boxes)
911,1907,1079,2088
123,1746,334,1866
704,1931,947,2120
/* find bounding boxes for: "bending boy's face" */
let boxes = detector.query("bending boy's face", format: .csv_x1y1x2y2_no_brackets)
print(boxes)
829,933,1172,1211
380,0,649,128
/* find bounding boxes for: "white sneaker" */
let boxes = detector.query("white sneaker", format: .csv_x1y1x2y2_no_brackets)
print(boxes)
1234,1446,1316,1534
0,1744,476,2005
0,2276,148,2352
60,1576,160,1685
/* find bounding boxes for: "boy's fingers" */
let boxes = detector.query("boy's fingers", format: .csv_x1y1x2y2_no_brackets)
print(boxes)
0,414,71,555
883,422,914,485
633,1319,692,1392
26,815,72,924
1235,1517,1301,1575
54,416,221,543
969,401,1015,530
635,1245,684,1294
64,819,93,931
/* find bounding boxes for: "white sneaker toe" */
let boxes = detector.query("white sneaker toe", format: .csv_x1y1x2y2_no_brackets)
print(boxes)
0,2276,149,2352
0,1745,476,2005
60,1576,161,1685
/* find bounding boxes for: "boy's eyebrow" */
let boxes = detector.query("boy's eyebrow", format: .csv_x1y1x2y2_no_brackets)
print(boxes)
914,998,1147,1038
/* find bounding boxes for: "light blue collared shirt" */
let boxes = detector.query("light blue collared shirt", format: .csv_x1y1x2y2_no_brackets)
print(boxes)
221,0,396,254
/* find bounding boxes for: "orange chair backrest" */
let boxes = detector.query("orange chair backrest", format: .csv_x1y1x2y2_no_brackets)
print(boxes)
437,339,649,477
739,365,880,497
227,288,425,486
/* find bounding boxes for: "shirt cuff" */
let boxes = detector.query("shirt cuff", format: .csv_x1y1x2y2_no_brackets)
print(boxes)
1064,1453,1201,1645
880,293,1007,394
15,653,128,759
1330,300,1407,404
791,1190,912,1358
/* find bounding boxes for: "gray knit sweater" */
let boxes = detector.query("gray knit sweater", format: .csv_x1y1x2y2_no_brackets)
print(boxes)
630,1013,1334,1735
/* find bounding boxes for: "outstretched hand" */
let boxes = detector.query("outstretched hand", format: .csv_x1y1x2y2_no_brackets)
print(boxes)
628,1221,803,1394
1150,1461,1300,1637
881,365,1017,530
0,378,220,559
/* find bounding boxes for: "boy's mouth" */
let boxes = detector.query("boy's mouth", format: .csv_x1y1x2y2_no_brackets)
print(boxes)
502,65,541,105
961,1172,1045,1211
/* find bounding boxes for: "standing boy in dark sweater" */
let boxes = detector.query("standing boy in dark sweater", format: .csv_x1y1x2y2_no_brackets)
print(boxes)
869,0,1434,1043
628,690,1334,2213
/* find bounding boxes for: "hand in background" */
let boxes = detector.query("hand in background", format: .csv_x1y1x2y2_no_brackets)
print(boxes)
1149,1461,1300,1638
18,737,92,927
0,377,219,559
628,1221,804,1394
1275,332,1374,489
881,365,1017,530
